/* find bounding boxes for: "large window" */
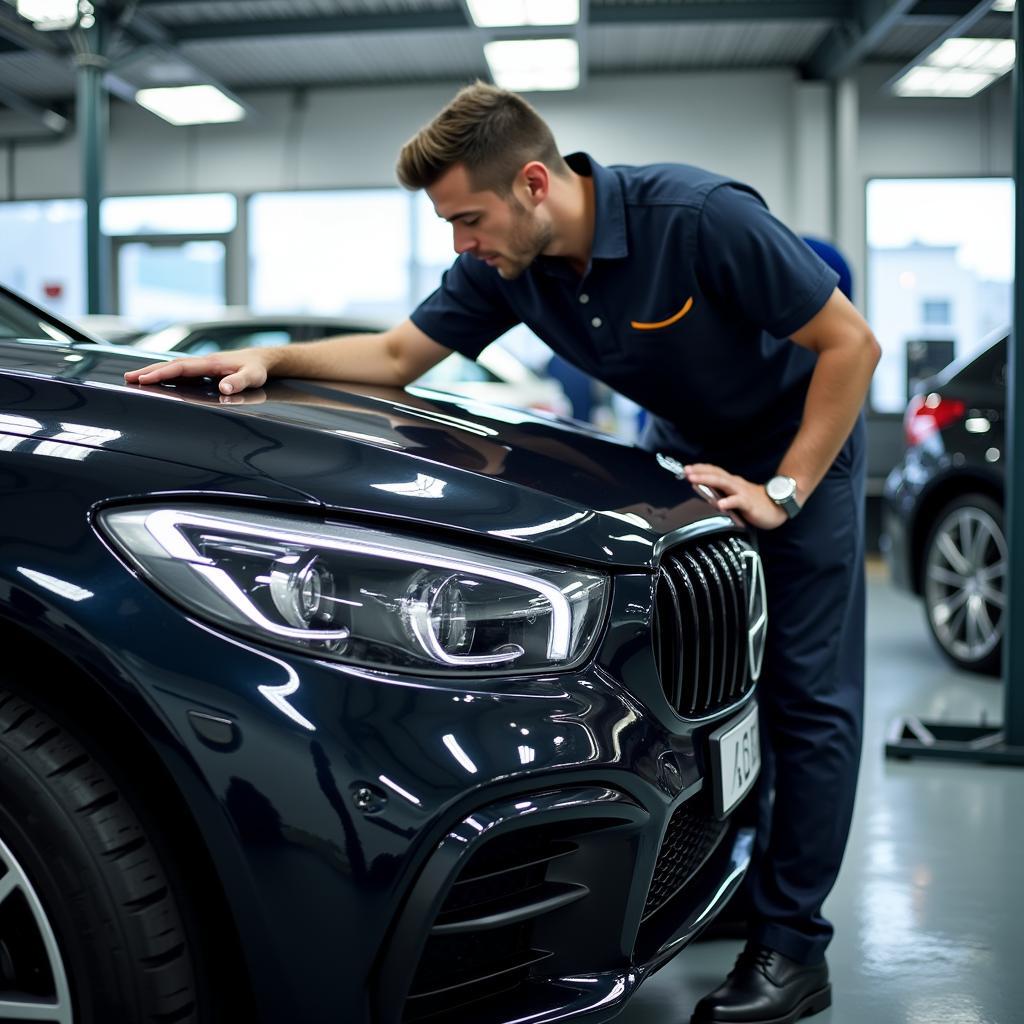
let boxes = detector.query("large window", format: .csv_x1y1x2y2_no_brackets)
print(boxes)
0,200,86,319
0,194,237,325
248,190,412,323
866,178,1013,413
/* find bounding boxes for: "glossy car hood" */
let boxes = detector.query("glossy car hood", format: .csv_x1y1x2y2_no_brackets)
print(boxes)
0,340,738,567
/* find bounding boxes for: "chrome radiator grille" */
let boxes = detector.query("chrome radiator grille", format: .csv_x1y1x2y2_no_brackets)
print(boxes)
653,535,765,719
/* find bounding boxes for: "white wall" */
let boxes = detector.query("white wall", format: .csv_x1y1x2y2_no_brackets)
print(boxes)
2,71,821,224
0,63,1011,303
857,64,1011,180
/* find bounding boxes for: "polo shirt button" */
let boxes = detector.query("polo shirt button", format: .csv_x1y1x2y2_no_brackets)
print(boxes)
579,293,590,304
591,316,602,328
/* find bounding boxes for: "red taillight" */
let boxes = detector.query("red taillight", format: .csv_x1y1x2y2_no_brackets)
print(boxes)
904,393,966,447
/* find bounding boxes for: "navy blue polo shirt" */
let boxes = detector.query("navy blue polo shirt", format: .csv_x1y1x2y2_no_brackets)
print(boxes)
410,153,838,468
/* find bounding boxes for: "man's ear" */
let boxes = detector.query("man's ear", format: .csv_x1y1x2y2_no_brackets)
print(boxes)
519,161,551,206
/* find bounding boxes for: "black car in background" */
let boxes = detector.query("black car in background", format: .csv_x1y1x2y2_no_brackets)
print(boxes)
0,283,766,1024
883,331,1007,675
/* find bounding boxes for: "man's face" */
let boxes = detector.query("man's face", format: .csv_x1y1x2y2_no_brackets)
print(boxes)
426,163,551,280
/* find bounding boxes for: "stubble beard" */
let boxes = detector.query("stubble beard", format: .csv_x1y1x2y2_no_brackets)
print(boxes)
495,201,552,281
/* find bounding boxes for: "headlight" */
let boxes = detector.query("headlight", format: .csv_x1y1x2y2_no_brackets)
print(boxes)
98,505,609,675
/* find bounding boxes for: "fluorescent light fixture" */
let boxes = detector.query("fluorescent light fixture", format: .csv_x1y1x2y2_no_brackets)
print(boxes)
16,0,78,30
894,66,997,97
467,0,579,27
893,37,1015,97
991,0,1014,12
928,38,1015,73
484,38,580,91
135,85,245,126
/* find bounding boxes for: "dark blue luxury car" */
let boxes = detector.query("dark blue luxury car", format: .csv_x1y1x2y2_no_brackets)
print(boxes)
883,331,1007,676
0,283,765,1024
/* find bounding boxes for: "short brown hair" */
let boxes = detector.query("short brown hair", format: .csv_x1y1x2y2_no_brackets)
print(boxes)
396,82,568,195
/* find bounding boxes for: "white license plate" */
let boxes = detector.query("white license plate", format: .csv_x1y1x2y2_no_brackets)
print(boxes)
709,703,760,819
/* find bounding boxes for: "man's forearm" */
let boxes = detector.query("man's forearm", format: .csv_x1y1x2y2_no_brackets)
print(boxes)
778,333,880,502
262,332,407,386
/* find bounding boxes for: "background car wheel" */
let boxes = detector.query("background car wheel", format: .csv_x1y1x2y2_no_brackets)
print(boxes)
922,493,1005,676
0,687,205,1023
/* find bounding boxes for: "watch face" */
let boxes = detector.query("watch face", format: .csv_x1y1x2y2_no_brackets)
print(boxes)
766,476,795,502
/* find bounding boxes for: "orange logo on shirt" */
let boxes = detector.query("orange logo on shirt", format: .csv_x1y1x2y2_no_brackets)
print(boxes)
630,296,694,331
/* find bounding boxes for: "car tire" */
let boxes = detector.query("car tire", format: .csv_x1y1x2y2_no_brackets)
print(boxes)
921,493,1005,677
0,686,205,1023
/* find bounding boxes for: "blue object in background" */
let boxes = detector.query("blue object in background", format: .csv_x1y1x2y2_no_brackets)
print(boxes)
802,236,853,301
547,352,596,421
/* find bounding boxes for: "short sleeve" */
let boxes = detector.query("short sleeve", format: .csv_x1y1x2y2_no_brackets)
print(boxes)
697,184,839,340
410,254,521,361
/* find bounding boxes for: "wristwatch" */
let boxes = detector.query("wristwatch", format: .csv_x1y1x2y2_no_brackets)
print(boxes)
765,475,801,519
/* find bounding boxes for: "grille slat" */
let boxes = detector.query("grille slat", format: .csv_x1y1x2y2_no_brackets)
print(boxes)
695,549,728,709
654,535,762,719
658,558,686,710
681,552,715,711
712,541,745,701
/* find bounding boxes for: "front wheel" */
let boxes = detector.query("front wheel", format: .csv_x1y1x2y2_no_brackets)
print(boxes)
0,687,205,1022
922,493,1005,676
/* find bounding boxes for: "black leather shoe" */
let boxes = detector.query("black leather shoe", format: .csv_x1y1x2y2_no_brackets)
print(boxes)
690,943,831,1024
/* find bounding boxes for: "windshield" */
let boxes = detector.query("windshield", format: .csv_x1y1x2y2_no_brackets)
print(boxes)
0,290,78,342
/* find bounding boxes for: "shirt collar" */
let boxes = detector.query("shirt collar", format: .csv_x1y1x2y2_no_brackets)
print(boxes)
534,152,629,280
566,151,629,261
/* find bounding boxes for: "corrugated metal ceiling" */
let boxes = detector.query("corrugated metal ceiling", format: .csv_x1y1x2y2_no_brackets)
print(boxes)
174,30,486,88
149,0,461,28
589,20,833,72
0,1,1013,105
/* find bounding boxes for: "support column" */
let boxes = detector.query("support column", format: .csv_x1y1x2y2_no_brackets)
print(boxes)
1004,3,1024,747
832,76,862,291
76,19,110,314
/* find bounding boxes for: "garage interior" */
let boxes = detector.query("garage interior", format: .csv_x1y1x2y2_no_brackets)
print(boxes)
1,1,1022,1023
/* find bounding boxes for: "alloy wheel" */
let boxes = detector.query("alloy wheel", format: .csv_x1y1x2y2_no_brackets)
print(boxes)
0,834,73,1023
924,503,1006,667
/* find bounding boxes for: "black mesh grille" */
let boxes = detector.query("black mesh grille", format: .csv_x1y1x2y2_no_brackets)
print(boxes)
642,800,730,920
653,535,760,719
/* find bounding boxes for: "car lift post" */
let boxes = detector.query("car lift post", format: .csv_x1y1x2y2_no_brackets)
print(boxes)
885,1,1024,766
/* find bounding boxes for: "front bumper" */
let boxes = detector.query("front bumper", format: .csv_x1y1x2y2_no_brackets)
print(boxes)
58,555,757,1024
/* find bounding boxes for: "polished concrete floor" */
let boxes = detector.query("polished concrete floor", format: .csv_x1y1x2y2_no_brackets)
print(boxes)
619,561,1023,1024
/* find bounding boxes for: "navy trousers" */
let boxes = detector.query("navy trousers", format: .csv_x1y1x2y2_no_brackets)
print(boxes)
735,414,867,965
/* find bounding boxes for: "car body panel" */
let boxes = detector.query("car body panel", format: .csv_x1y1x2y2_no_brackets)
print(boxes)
0,338,732,568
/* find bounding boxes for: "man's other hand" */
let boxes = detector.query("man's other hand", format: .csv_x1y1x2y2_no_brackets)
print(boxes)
125,352,270,396
683,463,788,530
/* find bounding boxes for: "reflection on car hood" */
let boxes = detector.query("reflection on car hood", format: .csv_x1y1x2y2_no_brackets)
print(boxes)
0,340,738,567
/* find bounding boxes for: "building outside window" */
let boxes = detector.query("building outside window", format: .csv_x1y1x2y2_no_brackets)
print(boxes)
921,298,952,326
866,178,1012,414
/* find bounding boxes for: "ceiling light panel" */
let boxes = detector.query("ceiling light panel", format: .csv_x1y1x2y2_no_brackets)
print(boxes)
991,0,1014,13
16,0,78,30
894,66,998,97
468,0,579,28
484,38,580,91
893,36,1015,97
135,85,245,126
929,38,1015,73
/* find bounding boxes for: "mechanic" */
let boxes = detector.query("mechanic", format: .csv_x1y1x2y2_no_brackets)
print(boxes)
126,82,880,1024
